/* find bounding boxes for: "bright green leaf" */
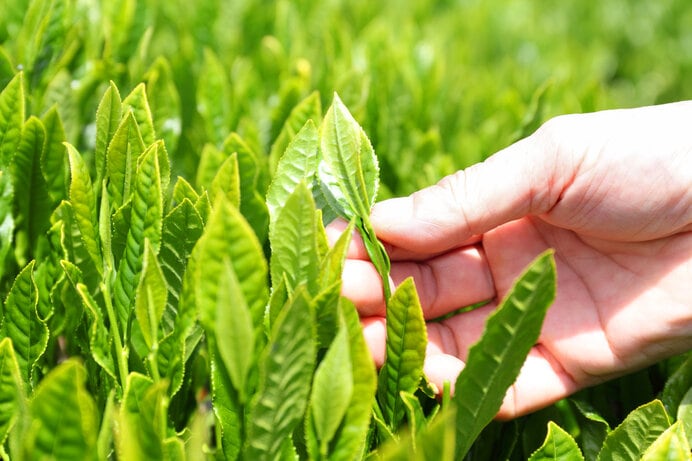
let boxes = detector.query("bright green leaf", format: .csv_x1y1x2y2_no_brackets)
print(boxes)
319,218,354,288
60,260,116,383
245,288,315,459
0,72,23,167
210,151,241,208
159,198,204,335
268,90,321,175
193,196,268,329
679,386,692,447
117,373,168,461
454,250,556,458
0,338,22,446
95,81,123,186
311,322,353,455
113,143,163,337
0,261,48,387
106,111,145,210
144,57,181,154
171,176,199,207
374,409,456,461
135,240,167,349
214,258,255,402
318,93,379,220
528,422,585,461
266,119,319,230
25,360,98,461
40,106,68,204
210,339,243,461
269,180,319,294
12,115,51,251
197,48,231,145
596,400,671,461
223,132,269,242
328,299,378,461
641,421,691,461
378,277,427,429
66,143,102,275
122,83,156,147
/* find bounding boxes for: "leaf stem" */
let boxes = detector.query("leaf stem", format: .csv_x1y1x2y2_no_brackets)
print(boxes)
359,215,392,302
101,276,129,388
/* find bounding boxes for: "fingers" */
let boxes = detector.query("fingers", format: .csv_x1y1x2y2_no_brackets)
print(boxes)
422,348,579,420
369,134,566,256
342,244,496,318
363,315,580,419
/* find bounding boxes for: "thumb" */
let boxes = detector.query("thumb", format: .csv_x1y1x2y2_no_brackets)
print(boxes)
370,129,569,256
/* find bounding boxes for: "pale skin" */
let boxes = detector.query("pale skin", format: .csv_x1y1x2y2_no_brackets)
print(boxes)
328,101,692,420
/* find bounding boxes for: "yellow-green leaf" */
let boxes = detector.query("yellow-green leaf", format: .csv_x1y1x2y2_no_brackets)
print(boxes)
378,277,427,429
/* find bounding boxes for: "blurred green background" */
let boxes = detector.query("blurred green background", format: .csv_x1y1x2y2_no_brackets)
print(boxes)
2,0,691,198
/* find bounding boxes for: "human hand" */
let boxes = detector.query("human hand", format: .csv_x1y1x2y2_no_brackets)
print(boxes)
328,101,692,419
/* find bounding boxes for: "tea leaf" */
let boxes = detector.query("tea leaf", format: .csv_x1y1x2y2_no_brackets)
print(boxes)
25,360,98,461
171,176,199,207
195,143,225,192
310,322,353,455
215,258,255,401
329,299,378,461
97,391,116,461
198,48,231,145
159,198,204,334
193,196,268,329
596,400,670,461
0,338,22,446
318,93,379,220
135,240,167,349
106,111,145,210
528,422,584,461
640,421,690,461
95,81,123,186
268,90,321,174
122,83,156,147
144,57,181,154
66,143,102,276
117,373,168,460
223,132,269,242
454,250,556,458
12,115,51,250
210,151,241,208
319,218,354,289
61,260,117,382
114,143,163,337
0,72,23,167
678,386,692,447
40,106,68,204
378,277,427,429
210,339,243,460
661,354,692,416
0,171,13,282
269,180,319,294
312,282,342,350
0,261,47,387
570,399,610,461
0,72,23,276
400,391,426,445
245,288,315,459
266,119,319,230
374,409,457,461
